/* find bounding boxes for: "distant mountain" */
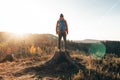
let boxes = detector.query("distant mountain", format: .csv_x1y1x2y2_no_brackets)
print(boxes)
82,39,101,43
74,39,101,43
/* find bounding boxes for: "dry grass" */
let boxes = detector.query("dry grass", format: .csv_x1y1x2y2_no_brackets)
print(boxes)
0,55,50,80
0,52,120,80
71,53,120,80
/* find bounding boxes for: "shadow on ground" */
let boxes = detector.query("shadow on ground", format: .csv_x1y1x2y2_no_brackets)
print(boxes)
14,51,84,80
14,51,120,80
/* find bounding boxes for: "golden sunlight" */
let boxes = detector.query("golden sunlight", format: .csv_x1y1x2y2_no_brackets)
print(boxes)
9,29,27,37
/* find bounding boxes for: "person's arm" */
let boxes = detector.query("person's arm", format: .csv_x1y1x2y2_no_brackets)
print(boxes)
65,20,68,34
56,21,59,34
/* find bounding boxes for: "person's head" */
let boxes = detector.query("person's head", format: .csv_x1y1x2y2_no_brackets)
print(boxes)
60,13,64,18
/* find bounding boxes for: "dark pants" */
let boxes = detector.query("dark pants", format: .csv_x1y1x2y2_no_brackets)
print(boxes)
58,31,67,50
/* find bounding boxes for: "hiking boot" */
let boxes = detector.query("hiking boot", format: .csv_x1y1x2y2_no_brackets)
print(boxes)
57,49,61,52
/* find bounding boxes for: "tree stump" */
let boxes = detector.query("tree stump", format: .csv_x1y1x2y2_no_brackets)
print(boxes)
34,51,80,79
45,51,79,70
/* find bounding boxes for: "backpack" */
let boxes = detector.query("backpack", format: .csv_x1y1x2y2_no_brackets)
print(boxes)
58,20,66,31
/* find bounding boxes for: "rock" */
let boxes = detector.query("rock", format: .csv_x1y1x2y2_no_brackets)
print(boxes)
0,54,15,63
0,76,4,80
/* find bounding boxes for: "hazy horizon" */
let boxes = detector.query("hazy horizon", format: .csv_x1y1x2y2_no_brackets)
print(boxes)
0,0,120,41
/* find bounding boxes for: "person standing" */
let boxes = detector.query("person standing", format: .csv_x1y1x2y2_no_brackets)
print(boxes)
56,13,68,51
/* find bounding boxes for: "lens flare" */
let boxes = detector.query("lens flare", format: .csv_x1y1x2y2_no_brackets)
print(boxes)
89,42,106,58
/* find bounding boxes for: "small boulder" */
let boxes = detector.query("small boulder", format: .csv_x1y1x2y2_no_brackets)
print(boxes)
0,54,15,63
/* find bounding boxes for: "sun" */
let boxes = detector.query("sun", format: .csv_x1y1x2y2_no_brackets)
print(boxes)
9,29,27,37
14,31,26,36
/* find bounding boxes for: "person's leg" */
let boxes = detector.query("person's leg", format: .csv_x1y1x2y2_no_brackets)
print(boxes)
63,32,67,50
58,33,62,50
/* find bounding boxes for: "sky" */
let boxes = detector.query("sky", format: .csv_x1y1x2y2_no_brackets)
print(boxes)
0,0,120,41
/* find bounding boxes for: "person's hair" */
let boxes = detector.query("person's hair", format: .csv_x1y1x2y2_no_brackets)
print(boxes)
60,13,64,17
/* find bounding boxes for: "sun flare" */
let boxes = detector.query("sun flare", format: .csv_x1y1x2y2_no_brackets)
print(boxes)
9,29,27,37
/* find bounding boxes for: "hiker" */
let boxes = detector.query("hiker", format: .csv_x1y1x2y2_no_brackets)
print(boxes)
56,13,68,51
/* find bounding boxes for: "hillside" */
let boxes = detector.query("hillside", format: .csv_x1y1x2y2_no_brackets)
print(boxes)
68,39,120,56
0,32,120,80
0,31,120,57
0,32,57,42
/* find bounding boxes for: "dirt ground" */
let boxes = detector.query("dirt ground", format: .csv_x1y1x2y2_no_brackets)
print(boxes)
0,53,120,80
